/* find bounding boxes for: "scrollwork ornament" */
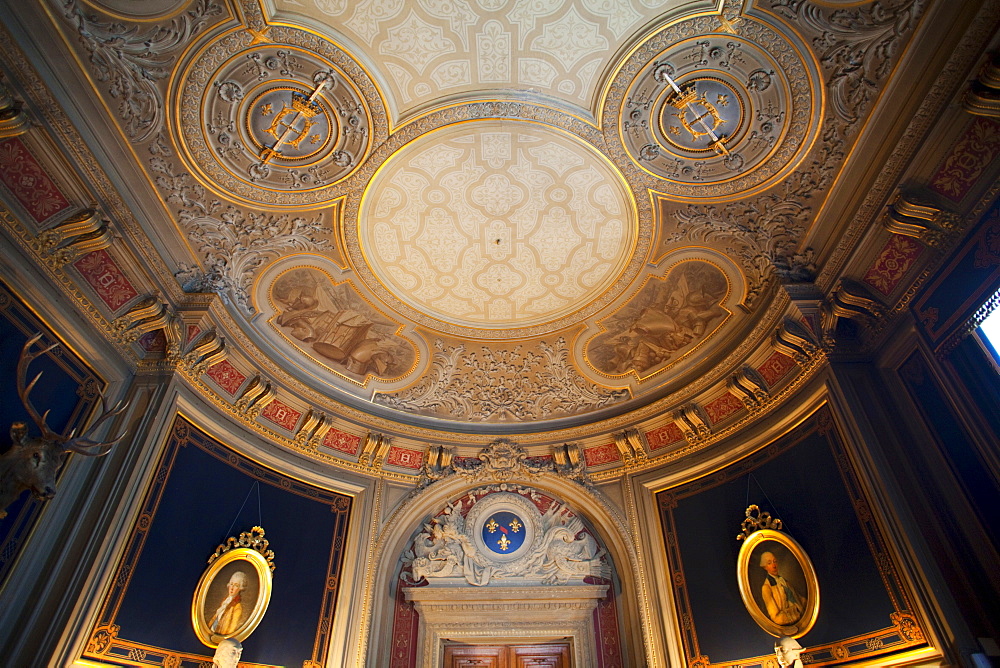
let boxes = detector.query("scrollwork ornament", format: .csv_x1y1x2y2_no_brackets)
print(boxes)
375,338,629,421
613,13,820,200
173,25,374,207
151,158,331,312
770,0,925,132
86,623,120,654
61,0,223,142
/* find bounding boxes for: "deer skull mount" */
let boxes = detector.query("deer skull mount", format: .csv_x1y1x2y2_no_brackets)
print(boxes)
0,333,128,519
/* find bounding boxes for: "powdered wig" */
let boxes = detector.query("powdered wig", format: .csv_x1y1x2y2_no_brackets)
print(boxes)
227,570,248,591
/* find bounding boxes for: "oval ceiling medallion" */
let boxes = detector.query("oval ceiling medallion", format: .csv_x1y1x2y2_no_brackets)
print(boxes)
174,28,374,208
616,18,820,200
357,120,638,334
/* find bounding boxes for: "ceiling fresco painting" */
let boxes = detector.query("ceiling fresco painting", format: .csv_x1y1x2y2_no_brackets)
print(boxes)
583,259,733,382
15,0,968,461
267,266,419,384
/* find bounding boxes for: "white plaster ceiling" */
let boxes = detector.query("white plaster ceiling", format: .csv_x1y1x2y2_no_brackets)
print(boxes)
358,120,637,330
272,0,696,122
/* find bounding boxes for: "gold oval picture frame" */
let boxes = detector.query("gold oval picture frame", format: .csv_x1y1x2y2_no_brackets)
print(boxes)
737,529,819,638
191,547,272,647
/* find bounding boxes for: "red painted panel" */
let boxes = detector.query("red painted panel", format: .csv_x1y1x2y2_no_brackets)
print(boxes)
322,428,362,456
73,249,139,312
703,392,744,425
205,360,246,396
260,399,302,431
584,442,621,467
0,137,71,222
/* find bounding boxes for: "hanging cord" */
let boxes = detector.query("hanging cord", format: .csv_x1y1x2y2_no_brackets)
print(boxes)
747,473,784,528
223,480,261,541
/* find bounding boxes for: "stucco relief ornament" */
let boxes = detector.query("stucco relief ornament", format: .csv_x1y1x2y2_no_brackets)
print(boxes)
403,491,609,587
61,0,223,142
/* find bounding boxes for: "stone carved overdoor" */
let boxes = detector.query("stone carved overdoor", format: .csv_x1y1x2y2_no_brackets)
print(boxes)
400,482,614,668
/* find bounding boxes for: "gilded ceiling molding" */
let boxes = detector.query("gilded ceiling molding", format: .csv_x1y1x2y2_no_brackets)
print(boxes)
612,428,648,467
181,329,227,375
0,78,28,137
339,105,654,340
770,0,926,131
0,20,185,299
613,11,820,200
233,374,276,419
35,208,115,269
772,316,819,365
579,255,743,387
820,278,885,349
172,21,382,208
881,192,961,248
257,261,422,389
727,366,769,410
358,432,392,468
963,53,1000,117
155,155,334,313
814,0,999,289
110,293,182,358
291,408,328,448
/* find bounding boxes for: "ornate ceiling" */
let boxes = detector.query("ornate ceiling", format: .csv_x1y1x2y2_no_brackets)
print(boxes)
2,0,993,476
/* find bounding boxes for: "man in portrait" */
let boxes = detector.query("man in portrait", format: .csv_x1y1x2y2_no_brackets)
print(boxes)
208,570,249,636
759,551,804,626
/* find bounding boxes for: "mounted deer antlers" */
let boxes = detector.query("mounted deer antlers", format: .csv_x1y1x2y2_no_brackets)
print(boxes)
0,333,128,518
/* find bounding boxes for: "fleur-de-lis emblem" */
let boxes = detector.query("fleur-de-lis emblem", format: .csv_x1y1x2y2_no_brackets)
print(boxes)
509,518,522,533
486,518,499,533
498,534,511,551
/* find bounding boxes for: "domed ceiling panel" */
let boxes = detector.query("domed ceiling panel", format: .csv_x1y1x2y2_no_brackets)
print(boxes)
357,120,638,333
271,0,697,120
28,0,940,440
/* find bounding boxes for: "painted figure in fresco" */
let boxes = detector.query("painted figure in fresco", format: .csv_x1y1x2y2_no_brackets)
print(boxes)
595,261,728,375
209,571,248,636
212,637,243,668
273,269,409,378
774,636,804,668
759,551,804,626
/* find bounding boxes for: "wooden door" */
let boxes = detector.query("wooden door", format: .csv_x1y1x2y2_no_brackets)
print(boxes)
443,642,571,668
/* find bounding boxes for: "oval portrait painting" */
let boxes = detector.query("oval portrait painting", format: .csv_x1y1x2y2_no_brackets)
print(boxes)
192,547,272,646
737,529,819,637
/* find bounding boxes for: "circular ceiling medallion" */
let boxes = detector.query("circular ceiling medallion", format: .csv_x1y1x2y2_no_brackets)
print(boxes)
617,21,819,199
175,30,372,208
357,120,638,333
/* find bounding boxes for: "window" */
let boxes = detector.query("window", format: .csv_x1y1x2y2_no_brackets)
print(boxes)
977,297,1000,367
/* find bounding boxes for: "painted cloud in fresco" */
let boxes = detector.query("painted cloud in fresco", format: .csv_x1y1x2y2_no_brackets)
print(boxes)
271,268,416,382
586,261,730,379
